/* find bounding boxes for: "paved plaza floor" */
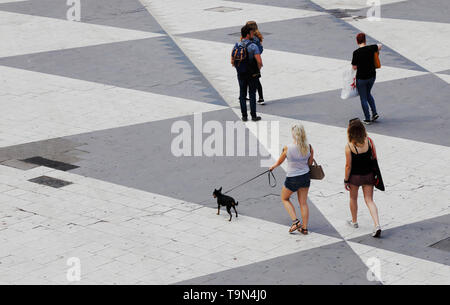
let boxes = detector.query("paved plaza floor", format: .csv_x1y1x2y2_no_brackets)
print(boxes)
0,0,449,285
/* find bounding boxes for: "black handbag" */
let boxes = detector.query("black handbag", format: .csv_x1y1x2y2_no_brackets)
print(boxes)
368,138,385,191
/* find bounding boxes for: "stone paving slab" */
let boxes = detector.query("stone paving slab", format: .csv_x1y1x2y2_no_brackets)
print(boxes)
0,0,449,285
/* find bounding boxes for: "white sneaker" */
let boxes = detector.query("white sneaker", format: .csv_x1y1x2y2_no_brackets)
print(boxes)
372,226,382,238
347,220,359,228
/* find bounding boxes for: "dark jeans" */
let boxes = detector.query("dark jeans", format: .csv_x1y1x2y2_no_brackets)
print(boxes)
245,78,263,100
256,78,263,100
356,77,377,121
237,72,257,118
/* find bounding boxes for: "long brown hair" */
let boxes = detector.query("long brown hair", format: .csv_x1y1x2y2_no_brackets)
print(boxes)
246,21,263,42
347,120,367,144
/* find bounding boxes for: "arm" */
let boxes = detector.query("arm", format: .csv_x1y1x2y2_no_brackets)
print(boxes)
368,137,377,159
254,54,263,70
351,51,357,70
231,56,235,67
308,145,314,166
377,43,383,51
269,146,287,171
344,145,352,191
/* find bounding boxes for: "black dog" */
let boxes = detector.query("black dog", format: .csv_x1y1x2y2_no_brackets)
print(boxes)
213,187,238,221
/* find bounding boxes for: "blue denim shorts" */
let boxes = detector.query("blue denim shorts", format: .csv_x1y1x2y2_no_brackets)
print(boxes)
284,172,311,192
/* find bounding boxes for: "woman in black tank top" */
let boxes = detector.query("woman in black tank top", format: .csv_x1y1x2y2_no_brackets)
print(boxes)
344,119,382,238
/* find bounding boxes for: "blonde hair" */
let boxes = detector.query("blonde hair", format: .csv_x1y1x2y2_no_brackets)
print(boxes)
246,21,263,42
292,124,309,156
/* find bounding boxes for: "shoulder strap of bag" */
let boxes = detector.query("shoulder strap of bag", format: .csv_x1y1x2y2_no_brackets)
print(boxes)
368,137,376,159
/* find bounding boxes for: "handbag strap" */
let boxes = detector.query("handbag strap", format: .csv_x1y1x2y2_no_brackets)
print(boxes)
368,137,376,160
309,144,317,166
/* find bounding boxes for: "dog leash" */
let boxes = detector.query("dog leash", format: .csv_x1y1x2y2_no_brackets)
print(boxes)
183,170,277,207
223,169,277,195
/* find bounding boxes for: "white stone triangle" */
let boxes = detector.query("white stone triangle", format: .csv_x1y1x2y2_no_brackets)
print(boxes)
347,241,450,285
0,66,227,147
347,17,450,73
177,37,429,106
0,10,164,58
140,0,325,35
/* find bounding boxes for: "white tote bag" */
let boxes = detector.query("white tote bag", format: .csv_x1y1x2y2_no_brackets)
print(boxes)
341,68,359,100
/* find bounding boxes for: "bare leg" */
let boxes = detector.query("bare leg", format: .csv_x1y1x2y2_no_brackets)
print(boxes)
362,185,380,227
281,186,297,221
297,187,309,228
349,184,359,223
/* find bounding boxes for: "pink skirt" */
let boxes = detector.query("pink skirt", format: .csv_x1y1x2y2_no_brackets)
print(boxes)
349,172,375,186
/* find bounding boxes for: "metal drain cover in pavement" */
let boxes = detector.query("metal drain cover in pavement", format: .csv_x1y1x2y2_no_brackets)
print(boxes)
28,176,72,188
21,156,79,171
429,237,450,252
205,6,242,13
326,9,354,18
229,31,272,36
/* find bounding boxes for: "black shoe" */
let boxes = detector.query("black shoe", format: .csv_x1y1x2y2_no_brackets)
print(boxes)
257,99,265,105
372,113,379,121
251,116,261,121
242,116,248,122
363,119,372,125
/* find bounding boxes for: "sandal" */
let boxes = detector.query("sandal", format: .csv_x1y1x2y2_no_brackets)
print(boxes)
299,227,309,235
289,220,302,233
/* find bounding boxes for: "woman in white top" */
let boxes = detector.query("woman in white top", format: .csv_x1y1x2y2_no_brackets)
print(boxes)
270,124,314,234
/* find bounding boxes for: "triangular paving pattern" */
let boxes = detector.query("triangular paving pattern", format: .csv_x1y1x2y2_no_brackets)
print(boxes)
348,17,450,72
0,10,163,58
0,0,164,33
0,36,226,106
257,73,450,147
0,0,448,285
140,0,325,35
178,241,380,284
174,37,427,105
179,15,425,71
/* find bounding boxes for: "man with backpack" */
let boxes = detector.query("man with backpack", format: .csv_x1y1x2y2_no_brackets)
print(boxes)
231,25,263,122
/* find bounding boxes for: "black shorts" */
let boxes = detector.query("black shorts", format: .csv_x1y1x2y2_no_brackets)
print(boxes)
284,172,311,192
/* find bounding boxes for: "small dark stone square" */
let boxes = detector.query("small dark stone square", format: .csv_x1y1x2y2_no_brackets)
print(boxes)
21,156,79,171
28,176,73,188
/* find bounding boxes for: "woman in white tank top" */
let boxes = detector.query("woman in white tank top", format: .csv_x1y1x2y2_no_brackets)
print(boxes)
270,124,314,234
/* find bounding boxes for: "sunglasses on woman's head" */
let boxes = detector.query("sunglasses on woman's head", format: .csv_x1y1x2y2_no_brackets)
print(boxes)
349,118,360,123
